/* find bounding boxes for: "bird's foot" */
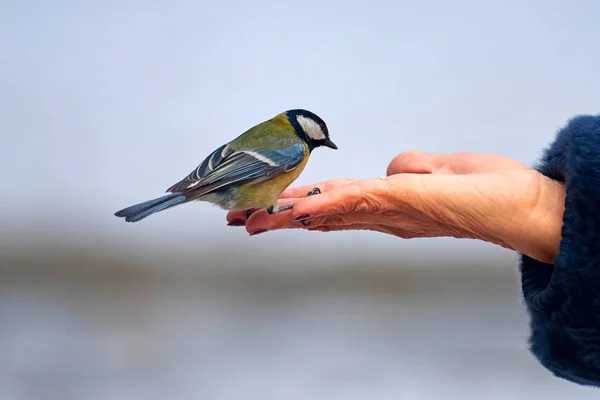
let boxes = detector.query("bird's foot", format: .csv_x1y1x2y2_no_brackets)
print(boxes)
266,204,294,214
306,187,321,197
298,187,321,226
265,187,321,225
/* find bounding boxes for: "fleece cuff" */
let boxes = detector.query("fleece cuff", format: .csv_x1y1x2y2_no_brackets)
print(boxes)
520,114,600,386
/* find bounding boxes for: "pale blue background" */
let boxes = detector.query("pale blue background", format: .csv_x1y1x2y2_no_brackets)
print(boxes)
2,0,600,399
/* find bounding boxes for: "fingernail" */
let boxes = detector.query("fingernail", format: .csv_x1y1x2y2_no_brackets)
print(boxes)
293,214,311,222
227,220,245,226
249,229,268,236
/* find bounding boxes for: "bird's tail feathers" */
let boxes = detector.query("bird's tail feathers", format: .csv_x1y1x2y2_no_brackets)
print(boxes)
114,193,187,223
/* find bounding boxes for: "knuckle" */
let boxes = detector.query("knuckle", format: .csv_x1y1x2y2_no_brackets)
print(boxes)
341,182,371,213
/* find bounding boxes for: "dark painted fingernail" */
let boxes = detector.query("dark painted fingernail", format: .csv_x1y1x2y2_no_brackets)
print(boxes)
249,229,268,236
293,214,311,222
227,220,245,226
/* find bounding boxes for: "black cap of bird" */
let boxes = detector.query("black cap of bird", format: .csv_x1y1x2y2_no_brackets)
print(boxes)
114,109,337,223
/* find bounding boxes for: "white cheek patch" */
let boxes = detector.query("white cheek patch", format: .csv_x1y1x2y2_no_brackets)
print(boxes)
297,115,326,141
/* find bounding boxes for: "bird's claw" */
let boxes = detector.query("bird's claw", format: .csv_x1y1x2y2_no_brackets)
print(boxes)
297,187,321,226
306,187,321,197
261,187,321,224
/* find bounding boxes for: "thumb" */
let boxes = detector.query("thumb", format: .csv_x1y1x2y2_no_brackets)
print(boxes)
387,151,525,176
386,151,447,176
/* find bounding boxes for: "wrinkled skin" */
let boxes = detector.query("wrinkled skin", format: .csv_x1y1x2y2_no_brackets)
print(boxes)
227,151,566,264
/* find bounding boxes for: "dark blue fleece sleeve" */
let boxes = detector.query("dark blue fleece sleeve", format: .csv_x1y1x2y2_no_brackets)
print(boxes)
520,114,600,386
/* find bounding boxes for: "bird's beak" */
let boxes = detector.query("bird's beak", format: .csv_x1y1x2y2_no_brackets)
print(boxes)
323,138,338,150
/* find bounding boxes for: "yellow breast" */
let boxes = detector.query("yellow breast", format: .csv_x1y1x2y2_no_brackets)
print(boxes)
235,144,311,209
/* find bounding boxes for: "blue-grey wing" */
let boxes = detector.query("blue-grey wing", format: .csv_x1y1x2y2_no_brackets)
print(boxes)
166,143,306,194
166,143,234,193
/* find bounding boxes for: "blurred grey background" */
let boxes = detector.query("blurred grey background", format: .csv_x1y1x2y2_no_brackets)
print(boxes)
2,0,600,399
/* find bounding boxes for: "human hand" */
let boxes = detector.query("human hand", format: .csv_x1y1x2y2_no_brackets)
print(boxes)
226,151,566,264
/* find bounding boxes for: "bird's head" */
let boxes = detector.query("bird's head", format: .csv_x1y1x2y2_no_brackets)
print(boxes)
286,109,338,152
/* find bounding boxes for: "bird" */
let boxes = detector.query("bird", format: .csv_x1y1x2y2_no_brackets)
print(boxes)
114,109,338,224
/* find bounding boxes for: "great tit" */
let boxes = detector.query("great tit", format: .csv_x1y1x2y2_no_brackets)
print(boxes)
114,109,337,223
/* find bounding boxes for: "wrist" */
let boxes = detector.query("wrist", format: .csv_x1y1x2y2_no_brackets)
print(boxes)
504,175,565,263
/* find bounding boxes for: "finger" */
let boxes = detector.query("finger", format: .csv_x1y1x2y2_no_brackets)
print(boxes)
227,179,358,224
308,223,384,233
245,205,438,239
387,151,477,175
288,177,414,222
246,210,390,232
279,178,358,199
309,223,417,239
248,215,421,241
386,150,439,175
226,208,265,226
226,179,354,226
387,151,527,176
245,197,412,233
432,153,527,174
226,210,250,224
